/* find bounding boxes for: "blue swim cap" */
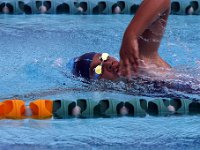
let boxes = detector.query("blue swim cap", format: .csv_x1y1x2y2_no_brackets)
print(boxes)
69,52,97,80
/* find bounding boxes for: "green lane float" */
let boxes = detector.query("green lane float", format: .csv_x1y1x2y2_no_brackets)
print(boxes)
0,0,199,15
0,98,200,119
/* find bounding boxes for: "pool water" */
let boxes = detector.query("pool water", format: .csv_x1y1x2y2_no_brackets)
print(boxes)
0,14,200,149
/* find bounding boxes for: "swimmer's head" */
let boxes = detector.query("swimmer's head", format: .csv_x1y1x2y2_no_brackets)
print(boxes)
71,52,120,81
72,52,96,80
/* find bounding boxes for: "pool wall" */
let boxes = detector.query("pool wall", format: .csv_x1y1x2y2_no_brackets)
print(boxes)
0,0,199,15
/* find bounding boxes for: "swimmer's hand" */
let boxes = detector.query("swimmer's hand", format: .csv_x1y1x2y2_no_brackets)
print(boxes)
119,37,139,79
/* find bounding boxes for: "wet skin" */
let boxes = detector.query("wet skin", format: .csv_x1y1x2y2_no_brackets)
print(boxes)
119,0,171,78
89,53,172,81
89,53,120,80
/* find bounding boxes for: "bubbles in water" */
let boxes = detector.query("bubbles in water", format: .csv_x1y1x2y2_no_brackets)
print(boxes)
52,57,64,68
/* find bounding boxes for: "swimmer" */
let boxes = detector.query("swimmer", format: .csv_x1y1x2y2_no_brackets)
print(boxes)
69,52,170,81
67,0,200,94
69,0,171,81
68,51,200,95
66,0,169,81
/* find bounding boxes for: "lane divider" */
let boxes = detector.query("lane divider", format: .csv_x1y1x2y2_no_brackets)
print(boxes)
0,0,199,15
0,98,200,119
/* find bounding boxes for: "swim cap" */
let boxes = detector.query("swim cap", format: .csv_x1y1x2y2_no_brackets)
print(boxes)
70,52,97,80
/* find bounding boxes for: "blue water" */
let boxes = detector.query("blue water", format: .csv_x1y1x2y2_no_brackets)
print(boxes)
0,14,200,149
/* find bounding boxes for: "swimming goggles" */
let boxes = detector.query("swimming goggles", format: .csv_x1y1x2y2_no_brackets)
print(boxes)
93,53,109,79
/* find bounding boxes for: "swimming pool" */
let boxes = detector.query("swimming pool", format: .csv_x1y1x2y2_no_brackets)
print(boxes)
0,14,200,149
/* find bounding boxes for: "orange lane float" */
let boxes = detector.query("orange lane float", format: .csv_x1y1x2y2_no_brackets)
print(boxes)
3,99,25,119
0,102,5,118
29,99,53,119
0,99,53,119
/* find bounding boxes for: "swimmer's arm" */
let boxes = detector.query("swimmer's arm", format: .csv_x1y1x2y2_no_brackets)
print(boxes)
119,0,171,78
125,0,170,38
